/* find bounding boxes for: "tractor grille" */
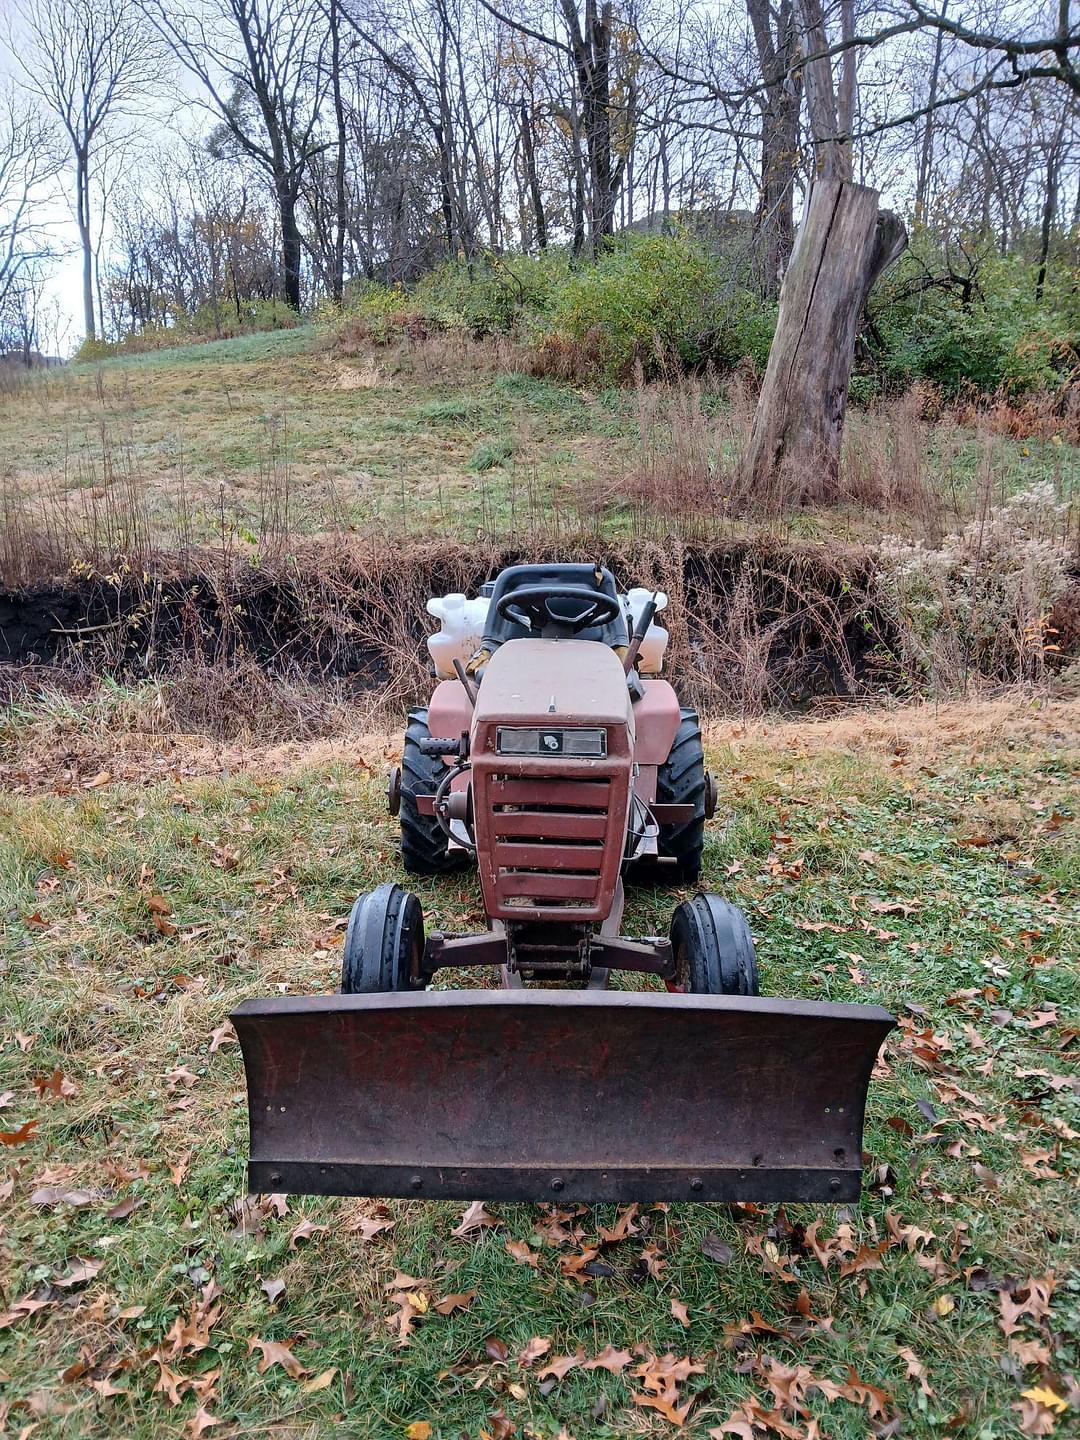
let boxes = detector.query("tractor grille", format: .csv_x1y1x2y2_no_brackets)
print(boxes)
488,774,610,913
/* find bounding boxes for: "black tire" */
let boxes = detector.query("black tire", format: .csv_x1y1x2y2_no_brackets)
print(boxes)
401,708,471,875
629,708,706,885
670,894,760,995
341,883,426,993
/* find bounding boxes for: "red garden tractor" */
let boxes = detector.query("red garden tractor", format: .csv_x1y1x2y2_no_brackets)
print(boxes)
232,564,893,1203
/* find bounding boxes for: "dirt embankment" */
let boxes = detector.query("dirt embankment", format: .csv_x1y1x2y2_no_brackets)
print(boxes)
0,537,912,711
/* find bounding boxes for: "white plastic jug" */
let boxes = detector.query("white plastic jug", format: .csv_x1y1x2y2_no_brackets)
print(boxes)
426,592,490,679
624,587,670,675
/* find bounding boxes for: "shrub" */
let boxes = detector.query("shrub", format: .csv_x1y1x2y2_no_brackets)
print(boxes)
878,481,1072,687
873,250,1080,396
533,233,775,381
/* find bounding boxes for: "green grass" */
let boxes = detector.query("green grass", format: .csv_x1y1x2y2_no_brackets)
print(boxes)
3,327,1077,556
0,703,1076,1437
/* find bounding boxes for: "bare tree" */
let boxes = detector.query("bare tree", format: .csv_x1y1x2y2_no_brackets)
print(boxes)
0,90,61,314
481,0,639,252
143,0,329,311
11,0,155,342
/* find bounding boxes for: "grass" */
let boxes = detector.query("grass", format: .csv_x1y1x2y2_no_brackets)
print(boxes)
0,694,1077,1437
2,328,1078,555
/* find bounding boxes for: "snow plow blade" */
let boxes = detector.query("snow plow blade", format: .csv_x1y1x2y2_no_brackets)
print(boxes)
231,990,894,1204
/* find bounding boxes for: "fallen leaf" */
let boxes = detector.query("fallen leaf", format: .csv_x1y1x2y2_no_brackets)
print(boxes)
671,1297,690,1328
152,1354,188,1405
31,1185,101,1208
289,1218,328,1250
898,1345,933,1397
584,1344,632,1374
105,1194,144,1221
248,1335,311,1380
1010,1337,1052,1367
54,1258,102,1288
33,1068,76,1101
209,1022,237,1053
931,1294,955,1317
451,1199,500,1237
484,1335,509,1362
1013,1397,1058,1436
537,1348,586,1381
350,1213,395,1241
300,1367,337,1394
90,1377,126,1398
404,1425,433,1440
170,1153,191,1188
516,1336,551,1366
1021,1386,1068,1416
434,1290,476,1315
701,1232,733,1265
187,1407,220,1438
598,1203,639,1242
0,1119,39,1146
839,1242,887,1277
261,1278,286,1305
505,1238,538,1267
973,1162,1000,1190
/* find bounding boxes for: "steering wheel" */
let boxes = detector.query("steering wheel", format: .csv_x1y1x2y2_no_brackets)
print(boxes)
495,584,622,636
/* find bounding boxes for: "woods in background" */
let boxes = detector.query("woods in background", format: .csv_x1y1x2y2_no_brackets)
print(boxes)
1,0,1078,392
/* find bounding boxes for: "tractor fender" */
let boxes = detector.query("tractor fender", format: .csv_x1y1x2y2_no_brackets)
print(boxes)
428,679,474,766
634,679,682,765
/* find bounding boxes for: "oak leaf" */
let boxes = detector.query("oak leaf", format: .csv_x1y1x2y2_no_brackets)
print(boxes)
434,1290,476,1315
516,1335,551,1366
537,1348,585,1382
0,1119,39,1146
1021,1386,1068,1416
451,1199,499,1236
288,1218,328,1250
247,1335,311,1380
300,1367,338,1394
505,1239,538,1267
898,1345,933,1397
583,1344,632,1374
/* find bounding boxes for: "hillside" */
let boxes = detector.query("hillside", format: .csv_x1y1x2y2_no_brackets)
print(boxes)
2,326,1077,555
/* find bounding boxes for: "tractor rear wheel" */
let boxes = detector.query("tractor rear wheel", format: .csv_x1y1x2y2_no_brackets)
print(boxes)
651,708,707,883
401,708,471,875
341,883,426,993
670,894,759,996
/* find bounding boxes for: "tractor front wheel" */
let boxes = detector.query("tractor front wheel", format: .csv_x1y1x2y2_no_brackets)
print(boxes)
670,893,759,996
341,883,427,993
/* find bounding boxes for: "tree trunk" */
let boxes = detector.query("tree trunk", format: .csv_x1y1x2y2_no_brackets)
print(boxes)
278,185,303,311
76,151,96,342
743,180,907,509
1035,113,1066,301
748,0,801,297
329,0,347,305
520,100,547,250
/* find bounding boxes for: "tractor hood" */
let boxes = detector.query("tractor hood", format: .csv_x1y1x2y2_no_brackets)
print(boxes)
472,638,633,736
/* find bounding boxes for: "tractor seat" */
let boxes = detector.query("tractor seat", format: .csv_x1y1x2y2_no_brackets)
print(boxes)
473,563,629,668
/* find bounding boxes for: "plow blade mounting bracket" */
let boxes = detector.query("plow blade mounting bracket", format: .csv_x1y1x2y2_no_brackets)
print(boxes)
232,990,894,1204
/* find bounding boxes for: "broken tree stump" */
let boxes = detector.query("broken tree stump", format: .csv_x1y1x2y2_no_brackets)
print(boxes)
743,179,907,509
